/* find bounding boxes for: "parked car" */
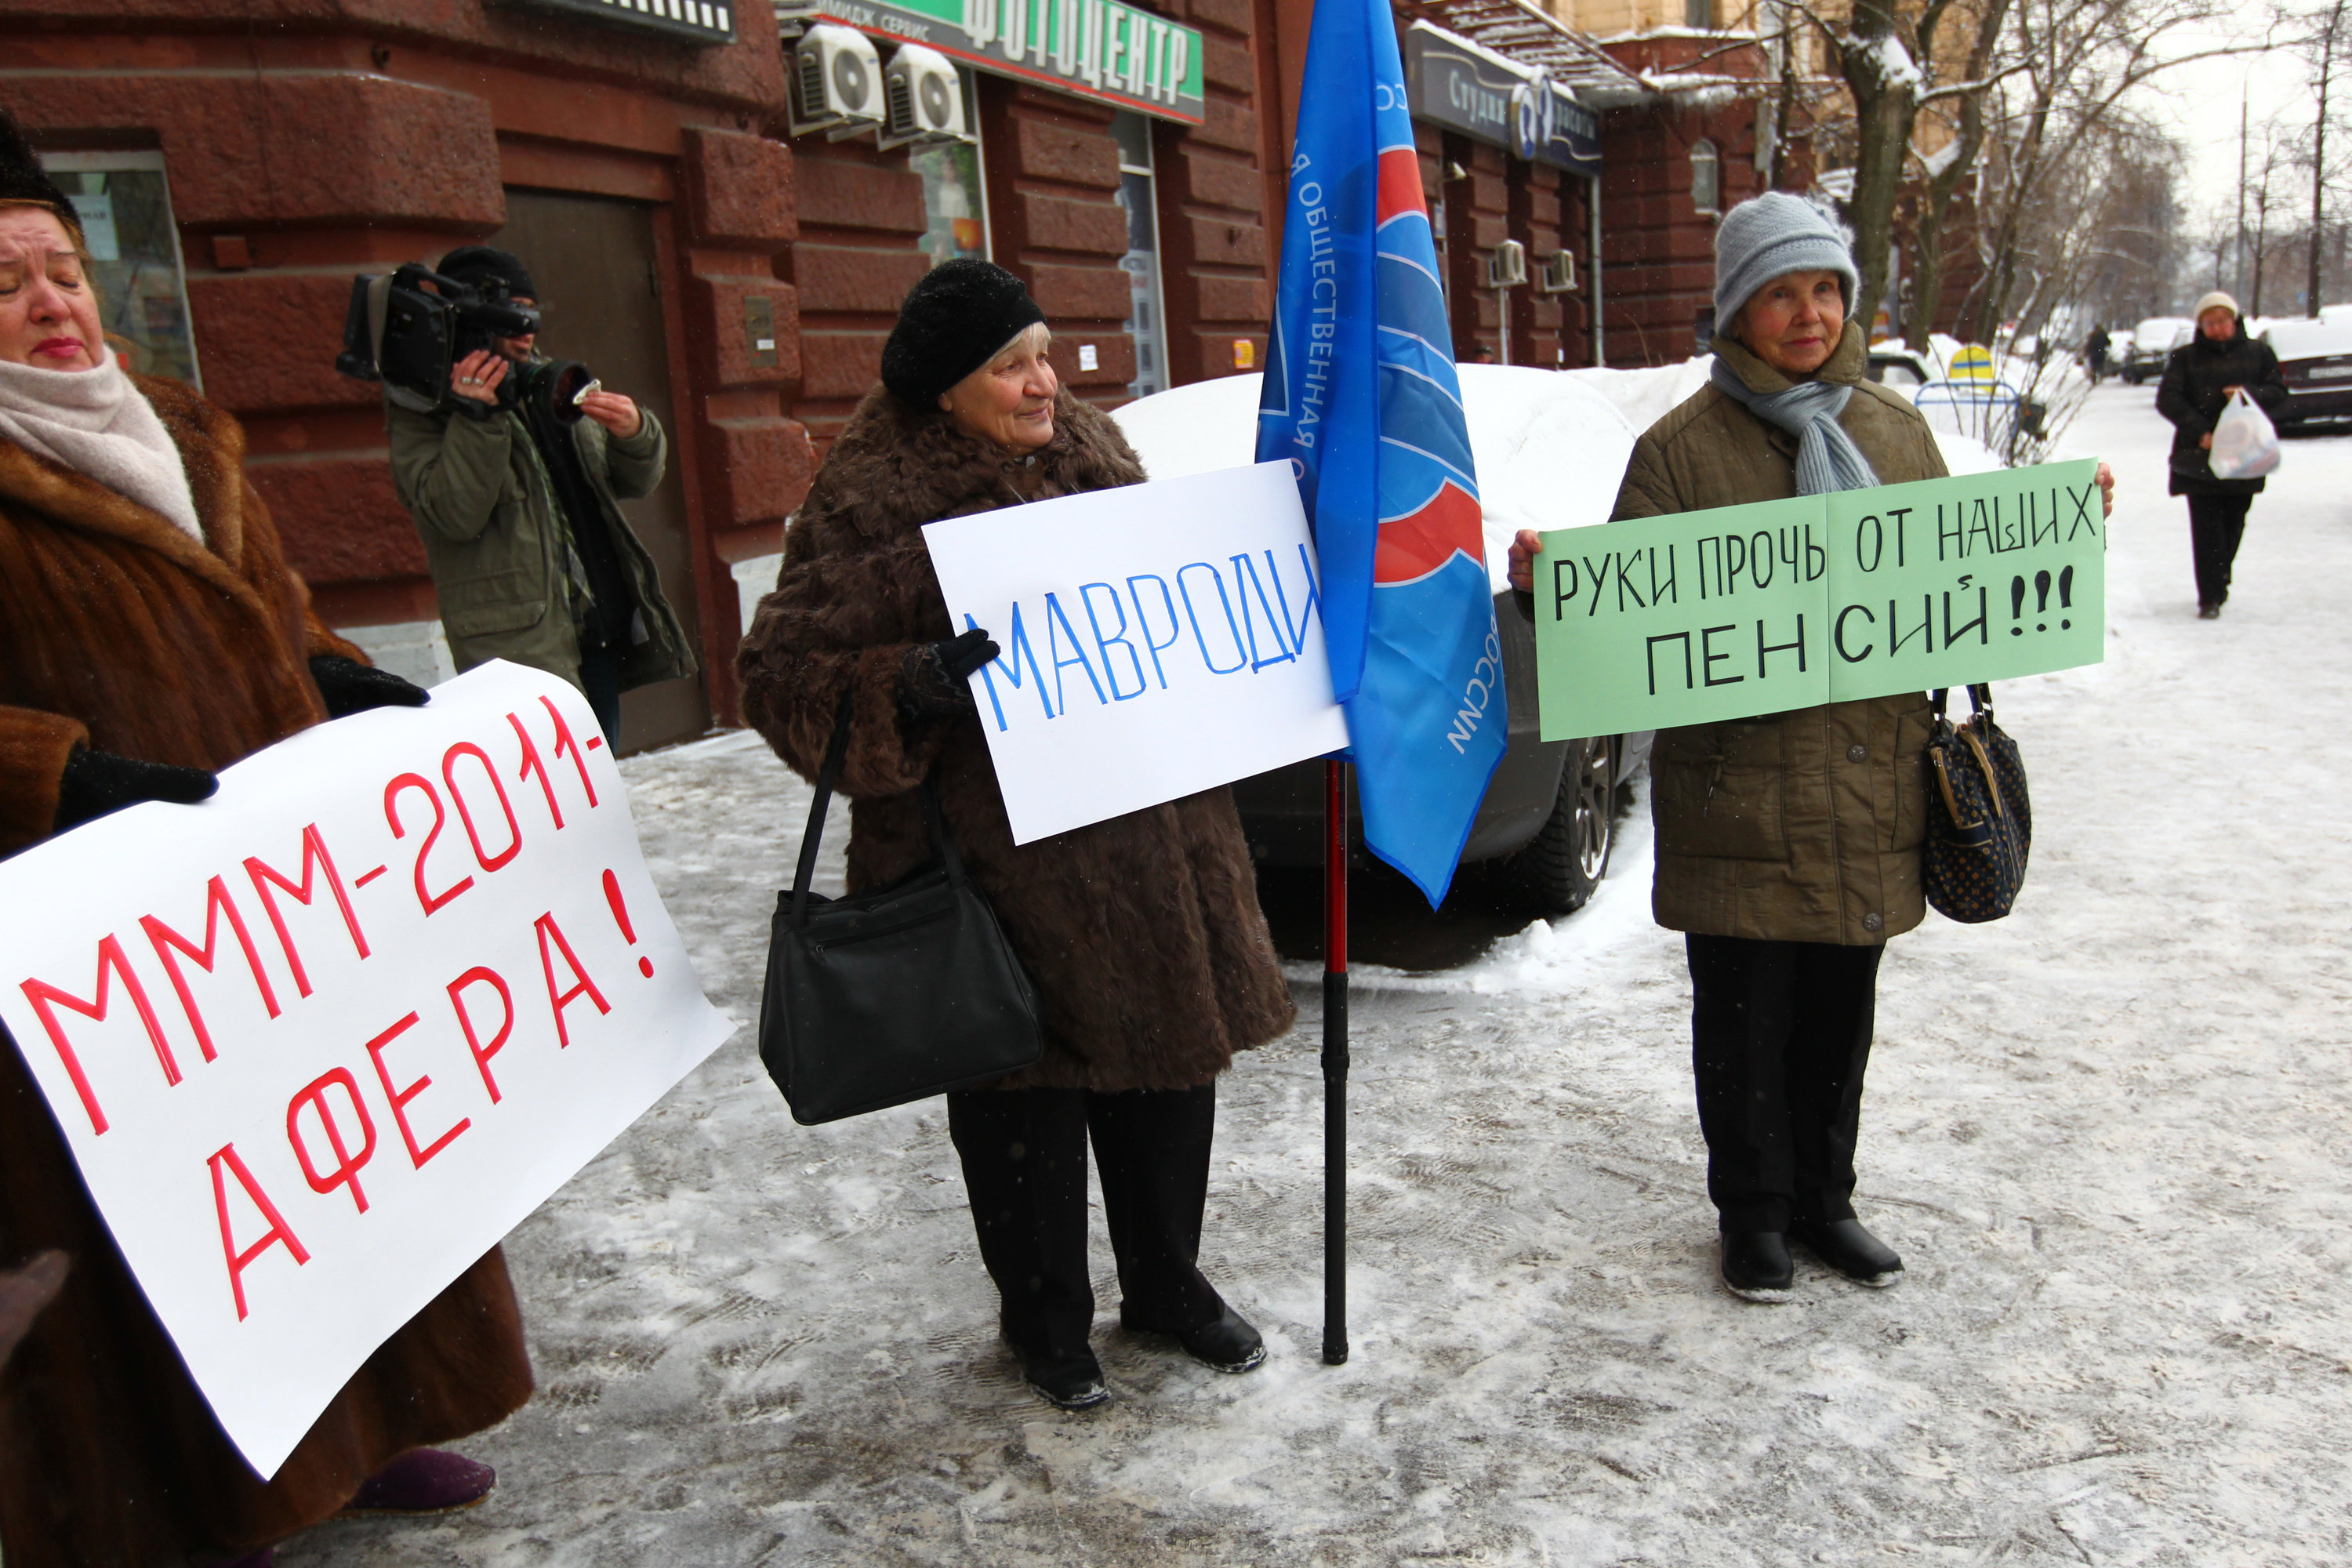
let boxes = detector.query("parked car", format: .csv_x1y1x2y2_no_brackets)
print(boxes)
2260,317,2352,428
2122,316,2192,383
1866,345,1934,390
1111,365,1656,916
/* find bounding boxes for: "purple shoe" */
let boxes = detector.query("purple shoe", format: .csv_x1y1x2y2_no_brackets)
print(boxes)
336,1449,496,1517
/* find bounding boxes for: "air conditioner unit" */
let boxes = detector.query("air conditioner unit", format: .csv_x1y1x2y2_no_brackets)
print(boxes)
880,43,971,150
793,24,884,140
1486,240,1528,289
1536,249,1577,294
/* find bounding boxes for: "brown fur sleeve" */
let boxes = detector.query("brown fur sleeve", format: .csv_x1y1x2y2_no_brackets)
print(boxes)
735,508,949,797
0,707,88,855
304,611,368,665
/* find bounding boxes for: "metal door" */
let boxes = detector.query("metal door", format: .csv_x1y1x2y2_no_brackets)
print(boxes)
489,189,707,753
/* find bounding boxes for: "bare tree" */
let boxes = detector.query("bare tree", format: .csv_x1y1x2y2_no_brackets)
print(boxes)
1955,0,2282,344
2302,0,2348,315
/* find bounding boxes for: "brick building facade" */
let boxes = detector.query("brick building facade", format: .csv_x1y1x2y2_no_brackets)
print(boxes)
9,0,1792,754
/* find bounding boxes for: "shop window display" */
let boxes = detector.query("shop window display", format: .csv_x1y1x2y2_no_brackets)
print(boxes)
1112,111,1168,399
38,151,201,387
912,77,988,268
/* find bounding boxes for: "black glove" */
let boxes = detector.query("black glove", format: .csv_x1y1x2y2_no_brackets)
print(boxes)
898,627,1001,720
53,747,218,833
309,655,430,720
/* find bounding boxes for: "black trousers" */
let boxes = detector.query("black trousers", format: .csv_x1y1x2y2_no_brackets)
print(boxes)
575,641,624,747
1686,935,1886,1233
2187,491,2253,609
946,1085,1225,1359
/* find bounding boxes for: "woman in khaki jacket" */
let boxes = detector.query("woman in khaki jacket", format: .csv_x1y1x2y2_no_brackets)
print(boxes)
1514,194,2105,1302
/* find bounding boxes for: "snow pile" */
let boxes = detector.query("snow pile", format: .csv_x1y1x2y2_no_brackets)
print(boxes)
1112,368,1642,591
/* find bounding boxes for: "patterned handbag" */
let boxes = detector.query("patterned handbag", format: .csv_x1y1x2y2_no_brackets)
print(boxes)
1923,684,2031,923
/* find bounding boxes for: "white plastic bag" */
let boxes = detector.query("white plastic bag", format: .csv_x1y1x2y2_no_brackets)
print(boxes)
2209,389,2281,481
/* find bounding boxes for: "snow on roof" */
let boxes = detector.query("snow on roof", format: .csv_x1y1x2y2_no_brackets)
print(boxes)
1917,138,1962,179
1410,0,1654,107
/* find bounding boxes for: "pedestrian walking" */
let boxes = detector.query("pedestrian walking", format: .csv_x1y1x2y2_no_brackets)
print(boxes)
736,260,1294,1410
0,111,532,1567
2156,290,2287,619
2084,323,2112,384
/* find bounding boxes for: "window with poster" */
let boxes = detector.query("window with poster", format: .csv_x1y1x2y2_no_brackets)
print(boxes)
37,151,201,387
911,69,989,267
1110,111,1168,399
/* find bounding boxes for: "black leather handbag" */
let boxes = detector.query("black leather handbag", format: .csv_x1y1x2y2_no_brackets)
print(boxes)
1923,684,2031,923
757,694,1043,1125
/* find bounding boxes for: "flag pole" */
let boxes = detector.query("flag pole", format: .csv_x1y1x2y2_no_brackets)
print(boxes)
1322,757,1349,1365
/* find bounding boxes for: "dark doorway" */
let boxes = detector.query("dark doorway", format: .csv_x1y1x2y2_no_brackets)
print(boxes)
490,188,708,754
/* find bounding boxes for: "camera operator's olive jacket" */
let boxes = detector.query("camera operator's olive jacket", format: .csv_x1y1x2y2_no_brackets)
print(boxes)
385,377,695,694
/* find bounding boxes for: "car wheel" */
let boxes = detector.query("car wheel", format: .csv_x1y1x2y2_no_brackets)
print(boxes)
1495,735,1617,917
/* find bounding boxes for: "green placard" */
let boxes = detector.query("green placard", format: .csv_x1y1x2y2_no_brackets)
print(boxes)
1534,459,2104,739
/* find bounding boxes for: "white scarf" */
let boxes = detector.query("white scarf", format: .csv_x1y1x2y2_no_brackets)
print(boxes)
0,354,203,540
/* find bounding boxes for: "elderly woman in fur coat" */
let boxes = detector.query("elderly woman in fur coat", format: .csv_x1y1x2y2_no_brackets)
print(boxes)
739,260,1294,1410
0,121,532,1567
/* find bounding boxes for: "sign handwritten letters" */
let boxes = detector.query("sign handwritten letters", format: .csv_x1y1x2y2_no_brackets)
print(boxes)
0,662,731,1478
1534,460,2106,739
923,462,1352,844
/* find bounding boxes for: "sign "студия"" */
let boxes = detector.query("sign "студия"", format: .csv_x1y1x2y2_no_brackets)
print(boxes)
1534,459,2105,739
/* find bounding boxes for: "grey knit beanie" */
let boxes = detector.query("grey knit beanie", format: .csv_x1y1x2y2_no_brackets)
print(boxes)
1713,192,1860,331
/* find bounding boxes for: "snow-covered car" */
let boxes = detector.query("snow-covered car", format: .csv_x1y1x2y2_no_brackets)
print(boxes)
2123,317,2192,383
1867,346,1935,390
2261,317,2352,428
1111,366,1655,915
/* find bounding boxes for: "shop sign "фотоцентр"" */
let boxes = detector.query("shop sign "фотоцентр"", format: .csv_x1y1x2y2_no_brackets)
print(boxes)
814,0,1207,124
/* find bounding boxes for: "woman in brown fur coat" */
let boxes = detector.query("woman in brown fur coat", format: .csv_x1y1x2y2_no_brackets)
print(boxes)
0,144,532,1567
738,260,1294,1410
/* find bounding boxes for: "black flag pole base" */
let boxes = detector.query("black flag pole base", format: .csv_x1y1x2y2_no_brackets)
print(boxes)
1322,759,1350,1367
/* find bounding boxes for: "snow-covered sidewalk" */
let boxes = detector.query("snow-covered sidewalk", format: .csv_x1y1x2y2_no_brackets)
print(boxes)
287,384,2352,1566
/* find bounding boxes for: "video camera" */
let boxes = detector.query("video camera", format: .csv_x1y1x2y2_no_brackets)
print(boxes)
335,263,595,424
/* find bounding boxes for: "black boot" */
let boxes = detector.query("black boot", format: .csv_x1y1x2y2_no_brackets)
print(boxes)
1719,1230,1795,1302
1121,1302,1266,1373
1790,1218,1903,1287
1008,1339,1109,1410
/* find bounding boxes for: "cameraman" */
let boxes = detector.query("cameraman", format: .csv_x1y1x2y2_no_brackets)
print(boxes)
386,246,695,742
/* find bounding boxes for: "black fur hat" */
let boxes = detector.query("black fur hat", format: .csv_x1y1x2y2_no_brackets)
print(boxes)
0,106,82,245
882,258,1046,408
437,245,538,301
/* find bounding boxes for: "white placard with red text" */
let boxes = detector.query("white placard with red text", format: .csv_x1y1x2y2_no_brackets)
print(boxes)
0,661,731,1479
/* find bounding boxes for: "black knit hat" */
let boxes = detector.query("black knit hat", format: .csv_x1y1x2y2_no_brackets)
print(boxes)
437,245,538,301
0,106,83,247
882,258,1047,408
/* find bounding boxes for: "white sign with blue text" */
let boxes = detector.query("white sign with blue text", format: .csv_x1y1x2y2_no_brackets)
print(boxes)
922,462,1352,844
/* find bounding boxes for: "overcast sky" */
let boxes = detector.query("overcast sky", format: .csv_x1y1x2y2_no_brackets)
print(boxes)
2135,6,2320,226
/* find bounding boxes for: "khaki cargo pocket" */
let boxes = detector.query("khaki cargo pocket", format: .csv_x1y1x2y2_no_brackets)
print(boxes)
1653,723,1788,862
440,570,546,638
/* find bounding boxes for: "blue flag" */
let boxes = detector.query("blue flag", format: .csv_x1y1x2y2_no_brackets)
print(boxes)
1255,0,1505,907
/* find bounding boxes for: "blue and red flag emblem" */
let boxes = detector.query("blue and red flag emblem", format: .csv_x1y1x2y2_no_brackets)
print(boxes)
1256,0,1504,906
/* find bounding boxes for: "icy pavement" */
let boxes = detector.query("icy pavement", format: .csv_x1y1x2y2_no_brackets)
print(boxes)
285,386,2352,1566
